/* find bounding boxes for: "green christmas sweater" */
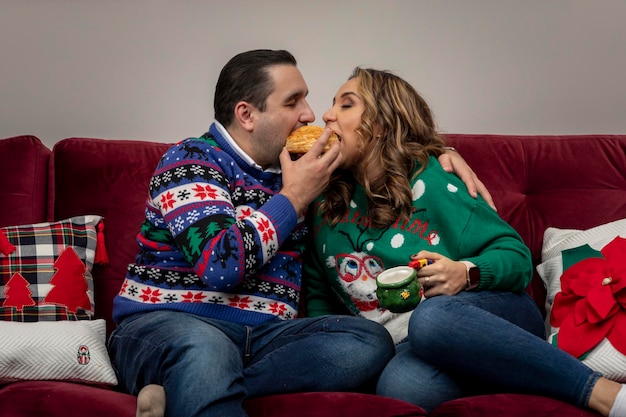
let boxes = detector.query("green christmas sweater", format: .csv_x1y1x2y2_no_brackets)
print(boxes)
304,156,532,343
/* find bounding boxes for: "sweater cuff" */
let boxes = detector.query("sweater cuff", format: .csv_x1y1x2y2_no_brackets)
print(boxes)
261,193,299,239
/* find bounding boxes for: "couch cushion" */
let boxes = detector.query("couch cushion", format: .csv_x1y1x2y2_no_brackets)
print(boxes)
0,380,135,417
244,392,427,417
446,134,626,313
0,383,427,417
50,137,171,335
429,393,600,417
0,135,50,228
445,134,626,265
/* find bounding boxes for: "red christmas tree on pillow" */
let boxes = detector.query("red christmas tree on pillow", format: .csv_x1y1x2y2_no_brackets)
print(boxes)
42,247,92,314
3,272,36,310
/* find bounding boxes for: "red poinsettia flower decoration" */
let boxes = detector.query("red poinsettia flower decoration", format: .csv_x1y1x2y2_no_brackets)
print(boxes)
550,236,626,358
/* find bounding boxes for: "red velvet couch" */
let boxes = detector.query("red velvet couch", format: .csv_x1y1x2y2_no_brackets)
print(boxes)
2,132,624,417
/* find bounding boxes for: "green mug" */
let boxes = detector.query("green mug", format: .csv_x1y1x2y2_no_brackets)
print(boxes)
376,266,422,313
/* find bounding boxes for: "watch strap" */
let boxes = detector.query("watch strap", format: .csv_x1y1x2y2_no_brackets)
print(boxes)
461,261,480,290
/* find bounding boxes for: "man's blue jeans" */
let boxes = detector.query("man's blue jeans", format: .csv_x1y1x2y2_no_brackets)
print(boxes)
108,310,395,417
376,291,601,412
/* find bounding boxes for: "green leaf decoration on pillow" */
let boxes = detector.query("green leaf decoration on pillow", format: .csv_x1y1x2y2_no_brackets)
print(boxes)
561,244,603,271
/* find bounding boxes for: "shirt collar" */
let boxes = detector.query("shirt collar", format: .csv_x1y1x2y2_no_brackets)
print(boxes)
213,121,281,174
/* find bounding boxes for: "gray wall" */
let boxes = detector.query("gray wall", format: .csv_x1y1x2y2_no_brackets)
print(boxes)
2,0,625,147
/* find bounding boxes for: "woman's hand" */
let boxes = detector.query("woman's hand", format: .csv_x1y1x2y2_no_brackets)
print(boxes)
438,150,496,211
411,251,468,297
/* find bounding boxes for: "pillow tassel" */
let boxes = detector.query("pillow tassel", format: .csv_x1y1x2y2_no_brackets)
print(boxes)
95,220,110,265
0,229,16,256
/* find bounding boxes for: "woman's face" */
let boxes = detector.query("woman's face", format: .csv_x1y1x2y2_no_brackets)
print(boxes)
323,77,366,169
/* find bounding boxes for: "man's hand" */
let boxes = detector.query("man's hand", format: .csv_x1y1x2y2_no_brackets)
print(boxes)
438,150,496,211
279,129,342,215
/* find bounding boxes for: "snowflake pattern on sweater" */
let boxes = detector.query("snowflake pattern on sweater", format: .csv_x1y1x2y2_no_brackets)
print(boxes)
113,123,306,326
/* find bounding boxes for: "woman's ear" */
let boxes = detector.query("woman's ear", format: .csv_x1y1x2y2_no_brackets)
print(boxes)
234,101,255,132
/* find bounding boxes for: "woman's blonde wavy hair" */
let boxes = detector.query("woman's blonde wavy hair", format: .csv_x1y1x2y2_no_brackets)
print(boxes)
319,67,446,228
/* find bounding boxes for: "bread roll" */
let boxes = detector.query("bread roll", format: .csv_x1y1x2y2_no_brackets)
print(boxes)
285,126,338,154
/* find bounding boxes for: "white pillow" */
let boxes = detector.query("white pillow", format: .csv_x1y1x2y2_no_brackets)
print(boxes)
0,319,117,385
536,217,626,381
537,218,626,327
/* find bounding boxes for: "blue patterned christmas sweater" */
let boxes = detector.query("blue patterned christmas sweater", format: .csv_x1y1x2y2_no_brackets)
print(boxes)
112,122,306,325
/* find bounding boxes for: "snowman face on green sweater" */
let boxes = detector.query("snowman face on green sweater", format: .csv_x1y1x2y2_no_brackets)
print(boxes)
333,251,385,311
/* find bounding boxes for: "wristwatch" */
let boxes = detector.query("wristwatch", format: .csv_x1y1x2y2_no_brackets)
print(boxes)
466,265,480,290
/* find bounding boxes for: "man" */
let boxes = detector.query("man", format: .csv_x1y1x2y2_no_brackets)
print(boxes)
107,49,492,417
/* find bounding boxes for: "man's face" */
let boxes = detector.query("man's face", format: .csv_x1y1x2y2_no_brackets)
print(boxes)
251,64,315,168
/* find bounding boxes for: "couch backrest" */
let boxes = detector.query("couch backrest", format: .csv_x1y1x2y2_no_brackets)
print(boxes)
0,135,50,227
446,134,626,310
50,137,171,335
43,134,626,333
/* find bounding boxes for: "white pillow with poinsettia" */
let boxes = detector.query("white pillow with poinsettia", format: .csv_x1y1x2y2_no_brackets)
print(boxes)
537,218,626,382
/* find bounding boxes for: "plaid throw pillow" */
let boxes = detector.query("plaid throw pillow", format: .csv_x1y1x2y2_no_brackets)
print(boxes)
0,215,108,322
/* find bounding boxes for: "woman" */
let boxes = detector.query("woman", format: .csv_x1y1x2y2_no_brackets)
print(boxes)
304,67,625,416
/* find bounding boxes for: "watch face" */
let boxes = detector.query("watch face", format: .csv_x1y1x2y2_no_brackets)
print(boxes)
469,267,480,287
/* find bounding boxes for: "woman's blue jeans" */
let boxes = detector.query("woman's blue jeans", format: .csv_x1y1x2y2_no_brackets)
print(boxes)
108,310,395,417
376,291,601,412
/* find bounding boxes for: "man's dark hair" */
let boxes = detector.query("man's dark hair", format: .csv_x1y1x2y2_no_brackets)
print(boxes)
214,49,297,127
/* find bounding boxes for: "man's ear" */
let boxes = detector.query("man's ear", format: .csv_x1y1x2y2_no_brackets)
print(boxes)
234,101,255,132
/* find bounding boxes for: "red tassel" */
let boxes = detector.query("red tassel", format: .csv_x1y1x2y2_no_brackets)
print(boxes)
0,229,16,256
95,220,110,265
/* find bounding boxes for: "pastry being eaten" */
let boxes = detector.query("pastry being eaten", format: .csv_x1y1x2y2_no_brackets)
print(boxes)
285,126,339,154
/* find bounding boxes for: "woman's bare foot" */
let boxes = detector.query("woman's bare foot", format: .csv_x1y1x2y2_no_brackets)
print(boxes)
136,384,166,417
